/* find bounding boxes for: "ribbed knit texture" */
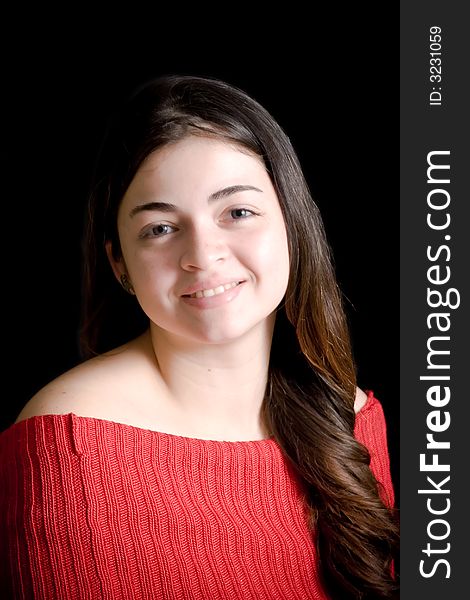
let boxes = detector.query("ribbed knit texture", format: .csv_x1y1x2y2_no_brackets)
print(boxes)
0,392,394,599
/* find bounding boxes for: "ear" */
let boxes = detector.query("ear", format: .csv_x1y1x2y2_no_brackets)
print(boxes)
105,240,126,283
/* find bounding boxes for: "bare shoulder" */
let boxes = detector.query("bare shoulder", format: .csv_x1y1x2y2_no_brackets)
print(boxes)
354,386,369,414
16,333,154,424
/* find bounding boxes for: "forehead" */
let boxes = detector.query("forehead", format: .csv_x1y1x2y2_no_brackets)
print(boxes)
124,136,269,200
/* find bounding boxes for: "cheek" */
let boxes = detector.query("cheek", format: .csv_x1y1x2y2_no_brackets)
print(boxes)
124,250,176,296
245,224,290,289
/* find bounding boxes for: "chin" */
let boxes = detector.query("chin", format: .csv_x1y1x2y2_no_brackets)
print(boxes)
184,314,271,346
152,307,277,346
190,325,252,345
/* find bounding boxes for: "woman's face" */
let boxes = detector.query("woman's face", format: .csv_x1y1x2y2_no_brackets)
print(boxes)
110,136,290,345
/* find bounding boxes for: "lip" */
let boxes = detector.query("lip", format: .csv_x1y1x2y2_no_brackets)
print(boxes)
181,280,246,309
180,278,246,297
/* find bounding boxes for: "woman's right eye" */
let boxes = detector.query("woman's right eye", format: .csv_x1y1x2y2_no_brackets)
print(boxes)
141,223,176,238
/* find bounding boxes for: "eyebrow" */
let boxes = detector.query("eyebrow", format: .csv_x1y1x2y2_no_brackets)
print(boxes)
128,184,263,218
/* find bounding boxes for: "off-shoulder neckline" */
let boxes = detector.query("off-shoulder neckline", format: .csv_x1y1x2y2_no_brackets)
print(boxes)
5,391,378,445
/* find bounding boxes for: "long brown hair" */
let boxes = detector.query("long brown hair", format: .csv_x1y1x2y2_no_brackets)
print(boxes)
80,75,398,598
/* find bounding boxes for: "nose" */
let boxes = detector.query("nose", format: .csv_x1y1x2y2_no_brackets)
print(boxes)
179,226,229,271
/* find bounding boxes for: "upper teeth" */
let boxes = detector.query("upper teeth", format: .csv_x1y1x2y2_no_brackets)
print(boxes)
190,281,240,298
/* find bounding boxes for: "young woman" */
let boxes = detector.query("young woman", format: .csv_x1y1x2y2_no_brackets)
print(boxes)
0,75,398,599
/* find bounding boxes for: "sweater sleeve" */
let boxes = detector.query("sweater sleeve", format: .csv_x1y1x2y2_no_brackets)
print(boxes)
353,391,395,508
0,415,92,600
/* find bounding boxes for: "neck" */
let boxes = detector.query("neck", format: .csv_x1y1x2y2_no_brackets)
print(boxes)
147,316,276,440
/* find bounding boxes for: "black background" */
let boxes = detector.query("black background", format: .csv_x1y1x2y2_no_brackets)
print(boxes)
3,14,398,498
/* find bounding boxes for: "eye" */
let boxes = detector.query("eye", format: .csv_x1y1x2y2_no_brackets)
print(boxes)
229,208,256,220
141,223,177,238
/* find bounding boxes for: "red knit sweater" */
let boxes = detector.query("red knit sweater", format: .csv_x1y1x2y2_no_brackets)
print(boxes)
0,392,394,599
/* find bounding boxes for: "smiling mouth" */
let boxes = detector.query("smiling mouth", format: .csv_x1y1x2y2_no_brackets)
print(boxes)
183,281,243,299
